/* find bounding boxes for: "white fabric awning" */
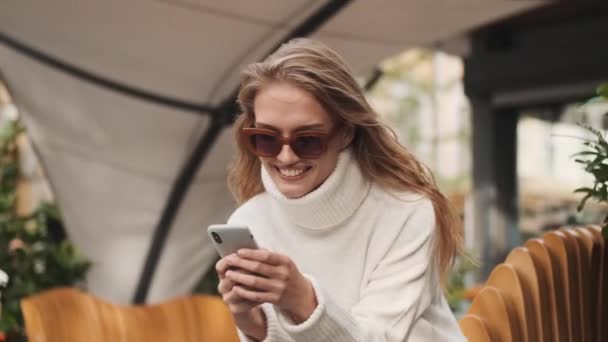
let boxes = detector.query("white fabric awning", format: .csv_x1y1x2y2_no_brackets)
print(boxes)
0,0,542,303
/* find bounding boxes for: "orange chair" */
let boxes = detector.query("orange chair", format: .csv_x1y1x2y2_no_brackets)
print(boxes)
543,230,578,341
571,228,599,342
468,286,519,342
525,238,563,342
561,229,590,342
485,264,528,342
21,287,239,342
459,314,491,342
505,247,545,342
460,226,607,342
586,226,607,342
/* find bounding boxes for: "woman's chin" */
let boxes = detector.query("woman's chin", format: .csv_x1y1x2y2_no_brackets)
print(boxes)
273,177,312,198
276,184,310,199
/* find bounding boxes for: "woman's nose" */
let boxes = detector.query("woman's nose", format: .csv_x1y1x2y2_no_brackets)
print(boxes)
276,144,299,165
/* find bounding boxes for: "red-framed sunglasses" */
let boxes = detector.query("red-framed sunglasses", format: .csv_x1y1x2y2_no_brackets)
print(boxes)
241,127,336,159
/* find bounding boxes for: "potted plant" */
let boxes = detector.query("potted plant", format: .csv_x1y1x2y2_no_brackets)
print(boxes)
0,120,91,341
573,83,608,238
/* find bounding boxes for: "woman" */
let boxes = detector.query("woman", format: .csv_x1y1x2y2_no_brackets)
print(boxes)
216,38,465,341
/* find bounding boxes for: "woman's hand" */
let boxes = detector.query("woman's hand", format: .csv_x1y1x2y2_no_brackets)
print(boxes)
216,257,267,340
223,249,318,324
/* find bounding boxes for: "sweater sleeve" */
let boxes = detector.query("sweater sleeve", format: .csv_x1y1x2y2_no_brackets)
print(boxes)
237,304,295,342
263,200,446,341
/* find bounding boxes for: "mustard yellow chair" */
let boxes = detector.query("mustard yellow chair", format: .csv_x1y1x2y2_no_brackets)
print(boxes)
21,287,239,342
485,264,528,342
561,229,589,342
460,226,607,342
505,247,544,342
458,314,491,342
586,226,606,342
525,237,566,342
543,230,578,341
467,286,520,342
568,228,596,342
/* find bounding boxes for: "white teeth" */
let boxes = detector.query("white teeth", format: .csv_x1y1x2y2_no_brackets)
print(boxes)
279,168,306,177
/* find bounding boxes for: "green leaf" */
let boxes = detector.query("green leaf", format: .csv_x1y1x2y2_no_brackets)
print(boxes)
574,187,593,194
603,225,608,239
577,193,592,212
597,83,608,98
572,151,599,157
586,155,606,172
591,167,608,183
600,185,608,201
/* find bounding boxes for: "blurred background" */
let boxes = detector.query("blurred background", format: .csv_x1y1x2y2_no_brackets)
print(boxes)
1,0,607,334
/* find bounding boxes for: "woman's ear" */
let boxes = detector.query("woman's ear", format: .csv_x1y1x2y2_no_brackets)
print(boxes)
339,125,355,150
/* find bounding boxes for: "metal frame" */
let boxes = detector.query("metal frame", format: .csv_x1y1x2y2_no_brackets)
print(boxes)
0,32,215,114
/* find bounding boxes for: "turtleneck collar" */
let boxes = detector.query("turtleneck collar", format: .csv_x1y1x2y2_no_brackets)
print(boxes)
261,148,371,231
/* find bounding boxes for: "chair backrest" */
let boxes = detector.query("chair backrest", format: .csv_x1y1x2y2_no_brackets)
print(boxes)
21,287,240,342
462,226,607,342
459,314,491,342
542,230,577,342
571,228,599,342
505,247,544,342
561,229,590,342
468,286,518,342
524,238,563,342
586,226,607,342
485,264,527,342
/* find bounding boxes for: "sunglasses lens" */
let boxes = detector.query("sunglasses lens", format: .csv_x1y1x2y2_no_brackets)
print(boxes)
250,133,281,156
244,129,329,158
292,135,324,157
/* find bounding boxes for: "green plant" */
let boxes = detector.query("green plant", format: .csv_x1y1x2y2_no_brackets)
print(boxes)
0,120,91,340
573,83,608,238
445,254,478,314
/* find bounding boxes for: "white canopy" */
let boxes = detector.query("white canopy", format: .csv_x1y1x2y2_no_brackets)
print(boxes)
0,0,541,303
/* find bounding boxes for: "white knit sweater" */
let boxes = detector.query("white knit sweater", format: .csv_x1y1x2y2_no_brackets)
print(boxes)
227,149,465,341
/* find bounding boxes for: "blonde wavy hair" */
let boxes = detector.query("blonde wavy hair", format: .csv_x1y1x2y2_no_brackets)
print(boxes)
228,38,463,282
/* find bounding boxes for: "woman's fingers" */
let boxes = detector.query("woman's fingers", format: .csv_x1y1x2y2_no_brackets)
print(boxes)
226,269,284,292
223,289,259,314
221,280,258,304
237,249,290,266
217,277,235,295
224,253,285,279
217,256,270,316
227,300,259,314
215,257,231,279
220,250,315,320
222,286,247,303
233,285,279,304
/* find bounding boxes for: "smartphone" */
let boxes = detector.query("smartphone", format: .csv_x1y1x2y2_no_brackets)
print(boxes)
207,224,259,257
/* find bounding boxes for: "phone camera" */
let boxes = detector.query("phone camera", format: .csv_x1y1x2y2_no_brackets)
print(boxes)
211,232,222,244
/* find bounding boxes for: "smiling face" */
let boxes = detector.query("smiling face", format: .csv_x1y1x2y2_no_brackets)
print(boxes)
253,81,349,198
